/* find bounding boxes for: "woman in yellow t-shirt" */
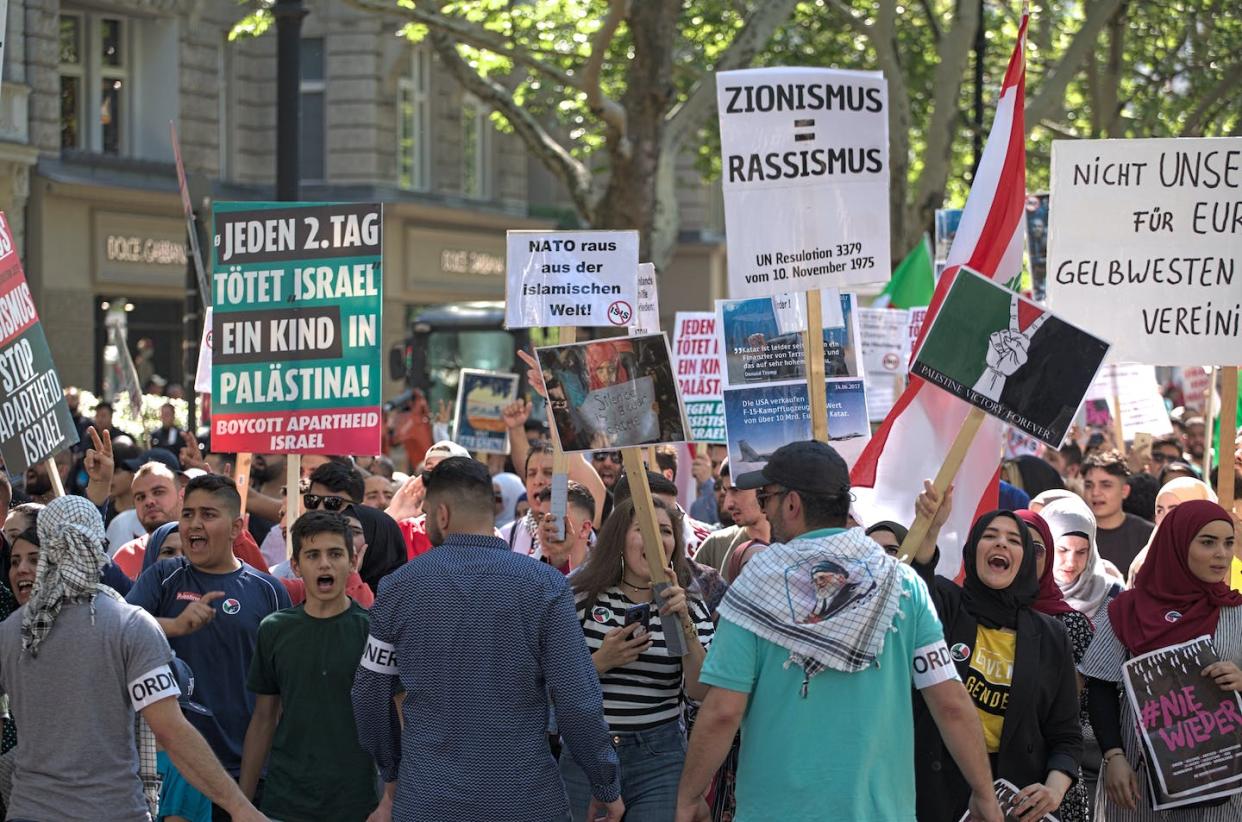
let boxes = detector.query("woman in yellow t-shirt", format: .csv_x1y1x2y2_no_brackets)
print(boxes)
910,489,1083,822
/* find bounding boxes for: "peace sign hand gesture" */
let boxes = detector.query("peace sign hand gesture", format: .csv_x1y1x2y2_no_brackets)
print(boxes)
974,297,1047,401
84,426,115,505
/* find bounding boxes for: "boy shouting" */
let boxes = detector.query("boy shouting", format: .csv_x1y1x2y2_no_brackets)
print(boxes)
239,510,381,820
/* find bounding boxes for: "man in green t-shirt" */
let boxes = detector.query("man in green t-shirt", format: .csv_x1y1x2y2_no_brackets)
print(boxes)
674,441,1003,822
239,510,384,821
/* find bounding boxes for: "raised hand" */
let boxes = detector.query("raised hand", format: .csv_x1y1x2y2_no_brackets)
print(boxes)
501,398,531,431
179,432,210,472
517,349,547,399
83,426,115,504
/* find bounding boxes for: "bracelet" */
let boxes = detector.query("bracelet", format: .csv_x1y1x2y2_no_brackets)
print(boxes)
1103,750,1127,766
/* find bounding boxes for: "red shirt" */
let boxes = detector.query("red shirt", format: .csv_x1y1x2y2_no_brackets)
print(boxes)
113,528,269,580
278,573,375,609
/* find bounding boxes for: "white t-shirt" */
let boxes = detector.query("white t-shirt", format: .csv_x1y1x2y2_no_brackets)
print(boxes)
105,509,145,558
259,527,287,569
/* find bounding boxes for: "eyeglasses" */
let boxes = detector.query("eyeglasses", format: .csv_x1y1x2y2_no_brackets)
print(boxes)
303,493,349,512
1149,452,1176,464
755,487,789,509
592,452,622,465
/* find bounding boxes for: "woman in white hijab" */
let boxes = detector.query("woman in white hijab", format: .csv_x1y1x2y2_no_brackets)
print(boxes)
492,472,526,529
1041,495,1121,626
1125,477,1217,584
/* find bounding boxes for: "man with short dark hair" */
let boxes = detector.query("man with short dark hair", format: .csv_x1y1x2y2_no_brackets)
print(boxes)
1082,449,1153,571
1182,415,1206,462
535,480,596,571
305,461,366,509
352,456,623,821
151,403,189,452
675,442,1001,822
693,460,770,578
1145,435,1184,478
306,461,406,590
112,461,185,579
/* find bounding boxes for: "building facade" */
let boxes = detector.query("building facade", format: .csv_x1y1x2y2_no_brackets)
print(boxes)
0,0,727,398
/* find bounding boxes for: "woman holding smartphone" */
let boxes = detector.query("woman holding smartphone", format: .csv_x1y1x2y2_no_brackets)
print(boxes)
562,497,714,822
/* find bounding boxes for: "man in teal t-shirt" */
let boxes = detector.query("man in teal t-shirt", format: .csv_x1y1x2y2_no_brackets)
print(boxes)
674,441,1003,822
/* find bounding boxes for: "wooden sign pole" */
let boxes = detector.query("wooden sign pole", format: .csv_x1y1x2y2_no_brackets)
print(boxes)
546,328,576,541
897,406,988,563
1111,393,1126,453
1216,367,1238,511
45,457,65,498
621,447,691,656
235,453,253,514
1203,366,1217,481
285,454,301,559
805,289,830,443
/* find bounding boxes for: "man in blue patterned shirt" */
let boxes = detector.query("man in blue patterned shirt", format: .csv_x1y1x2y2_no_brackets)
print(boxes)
352,456,622,821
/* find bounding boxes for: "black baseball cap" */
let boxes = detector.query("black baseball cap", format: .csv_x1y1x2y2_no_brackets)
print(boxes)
733,441,850,496
122,448,181,473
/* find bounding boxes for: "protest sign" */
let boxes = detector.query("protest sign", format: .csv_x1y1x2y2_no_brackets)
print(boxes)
724,378,870,474
452,369,519,454
716,67,890,297
210,202,383,455
534,334,688,452
1084,363,1174,438
195,307,213,394
630,263,661,336
956,779,1059,822
672,312,725,443
1046,137,1242,364
1180,365,1213,412
1004,427,1042,460
858,306,908,421
0,212,79,475
911,268,1110,449
1123,635,1242,809
505,230,639,329
716,291,859,386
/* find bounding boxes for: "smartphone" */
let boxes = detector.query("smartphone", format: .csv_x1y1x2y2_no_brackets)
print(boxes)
1132,432,1153,459
623,603,651,633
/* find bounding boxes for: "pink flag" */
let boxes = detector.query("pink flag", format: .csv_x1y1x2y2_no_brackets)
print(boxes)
851,14,1029,575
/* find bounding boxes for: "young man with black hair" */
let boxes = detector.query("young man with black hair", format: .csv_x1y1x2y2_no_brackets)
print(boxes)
1082,449,1154,571
535,480,596,571
693,460,771,578
127,474,291,818
675,441,1001,822
305,460,366,508
353,456,623,822
305,460,407,591
240,510,379,821
1145,435,1184,478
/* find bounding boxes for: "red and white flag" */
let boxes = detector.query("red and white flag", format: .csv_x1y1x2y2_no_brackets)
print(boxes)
851,14,1029,575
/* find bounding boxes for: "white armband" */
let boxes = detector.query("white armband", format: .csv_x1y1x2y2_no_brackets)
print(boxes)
912,640,959,690
360,635,399,676
129,665,181,711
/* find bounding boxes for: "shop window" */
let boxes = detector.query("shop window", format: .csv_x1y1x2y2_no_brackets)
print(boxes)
461,93,492,199
299,37,326,182
59,12,130,155
397,45,430,191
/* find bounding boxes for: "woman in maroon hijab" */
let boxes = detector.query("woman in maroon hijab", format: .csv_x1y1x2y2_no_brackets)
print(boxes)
1079,499,1242,820
1015,509,1094,822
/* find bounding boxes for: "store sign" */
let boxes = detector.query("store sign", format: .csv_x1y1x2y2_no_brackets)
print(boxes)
105,235,187,266
440,248,504,277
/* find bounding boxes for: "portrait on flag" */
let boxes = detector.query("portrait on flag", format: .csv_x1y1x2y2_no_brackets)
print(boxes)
911,268,1109,449
535,334,688,452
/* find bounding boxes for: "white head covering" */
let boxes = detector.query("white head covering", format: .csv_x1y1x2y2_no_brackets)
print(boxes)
1041,495,1113,618
492,472,525,528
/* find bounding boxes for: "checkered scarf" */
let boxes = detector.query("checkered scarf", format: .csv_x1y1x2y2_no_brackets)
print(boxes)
717,528,907,691
22,495,122,657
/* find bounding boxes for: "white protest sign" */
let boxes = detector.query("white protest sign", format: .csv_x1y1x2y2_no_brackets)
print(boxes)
1047,137,1242,364
1085,363,1173,437
504,230,639,328
195,307,213,393
1180,365,1214,412
672,312,725,442
717,67,890,298
858,306,907,421
630,263,661,335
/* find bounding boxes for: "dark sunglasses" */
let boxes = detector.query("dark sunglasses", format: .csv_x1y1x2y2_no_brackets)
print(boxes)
592,452,622,464
755,487,789,509
303,493,349,512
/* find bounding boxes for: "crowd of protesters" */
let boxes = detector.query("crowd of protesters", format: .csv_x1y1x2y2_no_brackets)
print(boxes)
0,375,1237,822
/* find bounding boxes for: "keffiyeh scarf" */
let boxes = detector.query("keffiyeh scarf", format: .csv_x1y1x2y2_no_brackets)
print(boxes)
718,528,906,692
23,495,122,657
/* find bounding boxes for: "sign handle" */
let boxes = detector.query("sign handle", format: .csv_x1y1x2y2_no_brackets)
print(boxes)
804,289,829,443
1203,366,1217,481
1111,393,1126,453
235,453,253,514
1216,367,1238,511
545,327,577,542
285,454,301,560
897,406,988,563
46,457,65,498
621,447,693,656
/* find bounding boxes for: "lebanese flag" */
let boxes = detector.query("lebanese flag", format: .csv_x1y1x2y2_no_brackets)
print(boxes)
851,14,1029,575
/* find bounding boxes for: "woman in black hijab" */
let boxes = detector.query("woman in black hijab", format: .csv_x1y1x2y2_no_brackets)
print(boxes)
350,503,406,591
864,520,908,558
908,494,1082,822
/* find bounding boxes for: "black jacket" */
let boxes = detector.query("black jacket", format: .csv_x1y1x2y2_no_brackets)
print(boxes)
912,558,1082,821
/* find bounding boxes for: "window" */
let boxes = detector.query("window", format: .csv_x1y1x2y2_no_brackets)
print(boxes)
59,12,129,154
299,37,326,182
397,45,430,191
461,93,492,199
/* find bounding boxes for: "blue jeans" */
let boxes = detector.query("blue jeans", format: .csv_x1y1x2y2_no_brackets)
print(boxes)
560,719,686,822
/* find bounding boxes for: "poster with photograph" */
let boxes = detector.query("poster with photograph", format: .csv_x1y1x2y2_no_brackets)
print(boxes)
724,378,870,475
911,268,1110,449
452,369,520,454
534,334,688,452
1123,635,1242,809
716,290,860,387
956,779,1059,822
1084,363,1174,437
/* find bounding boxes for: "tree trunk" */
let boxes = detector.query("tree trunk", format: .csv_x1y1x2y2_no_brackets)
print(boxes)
592,1,680,262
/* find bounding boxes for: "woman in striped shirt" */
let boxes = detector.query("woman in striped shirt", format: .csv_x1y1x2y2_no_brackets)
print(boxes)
561,497,715,822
